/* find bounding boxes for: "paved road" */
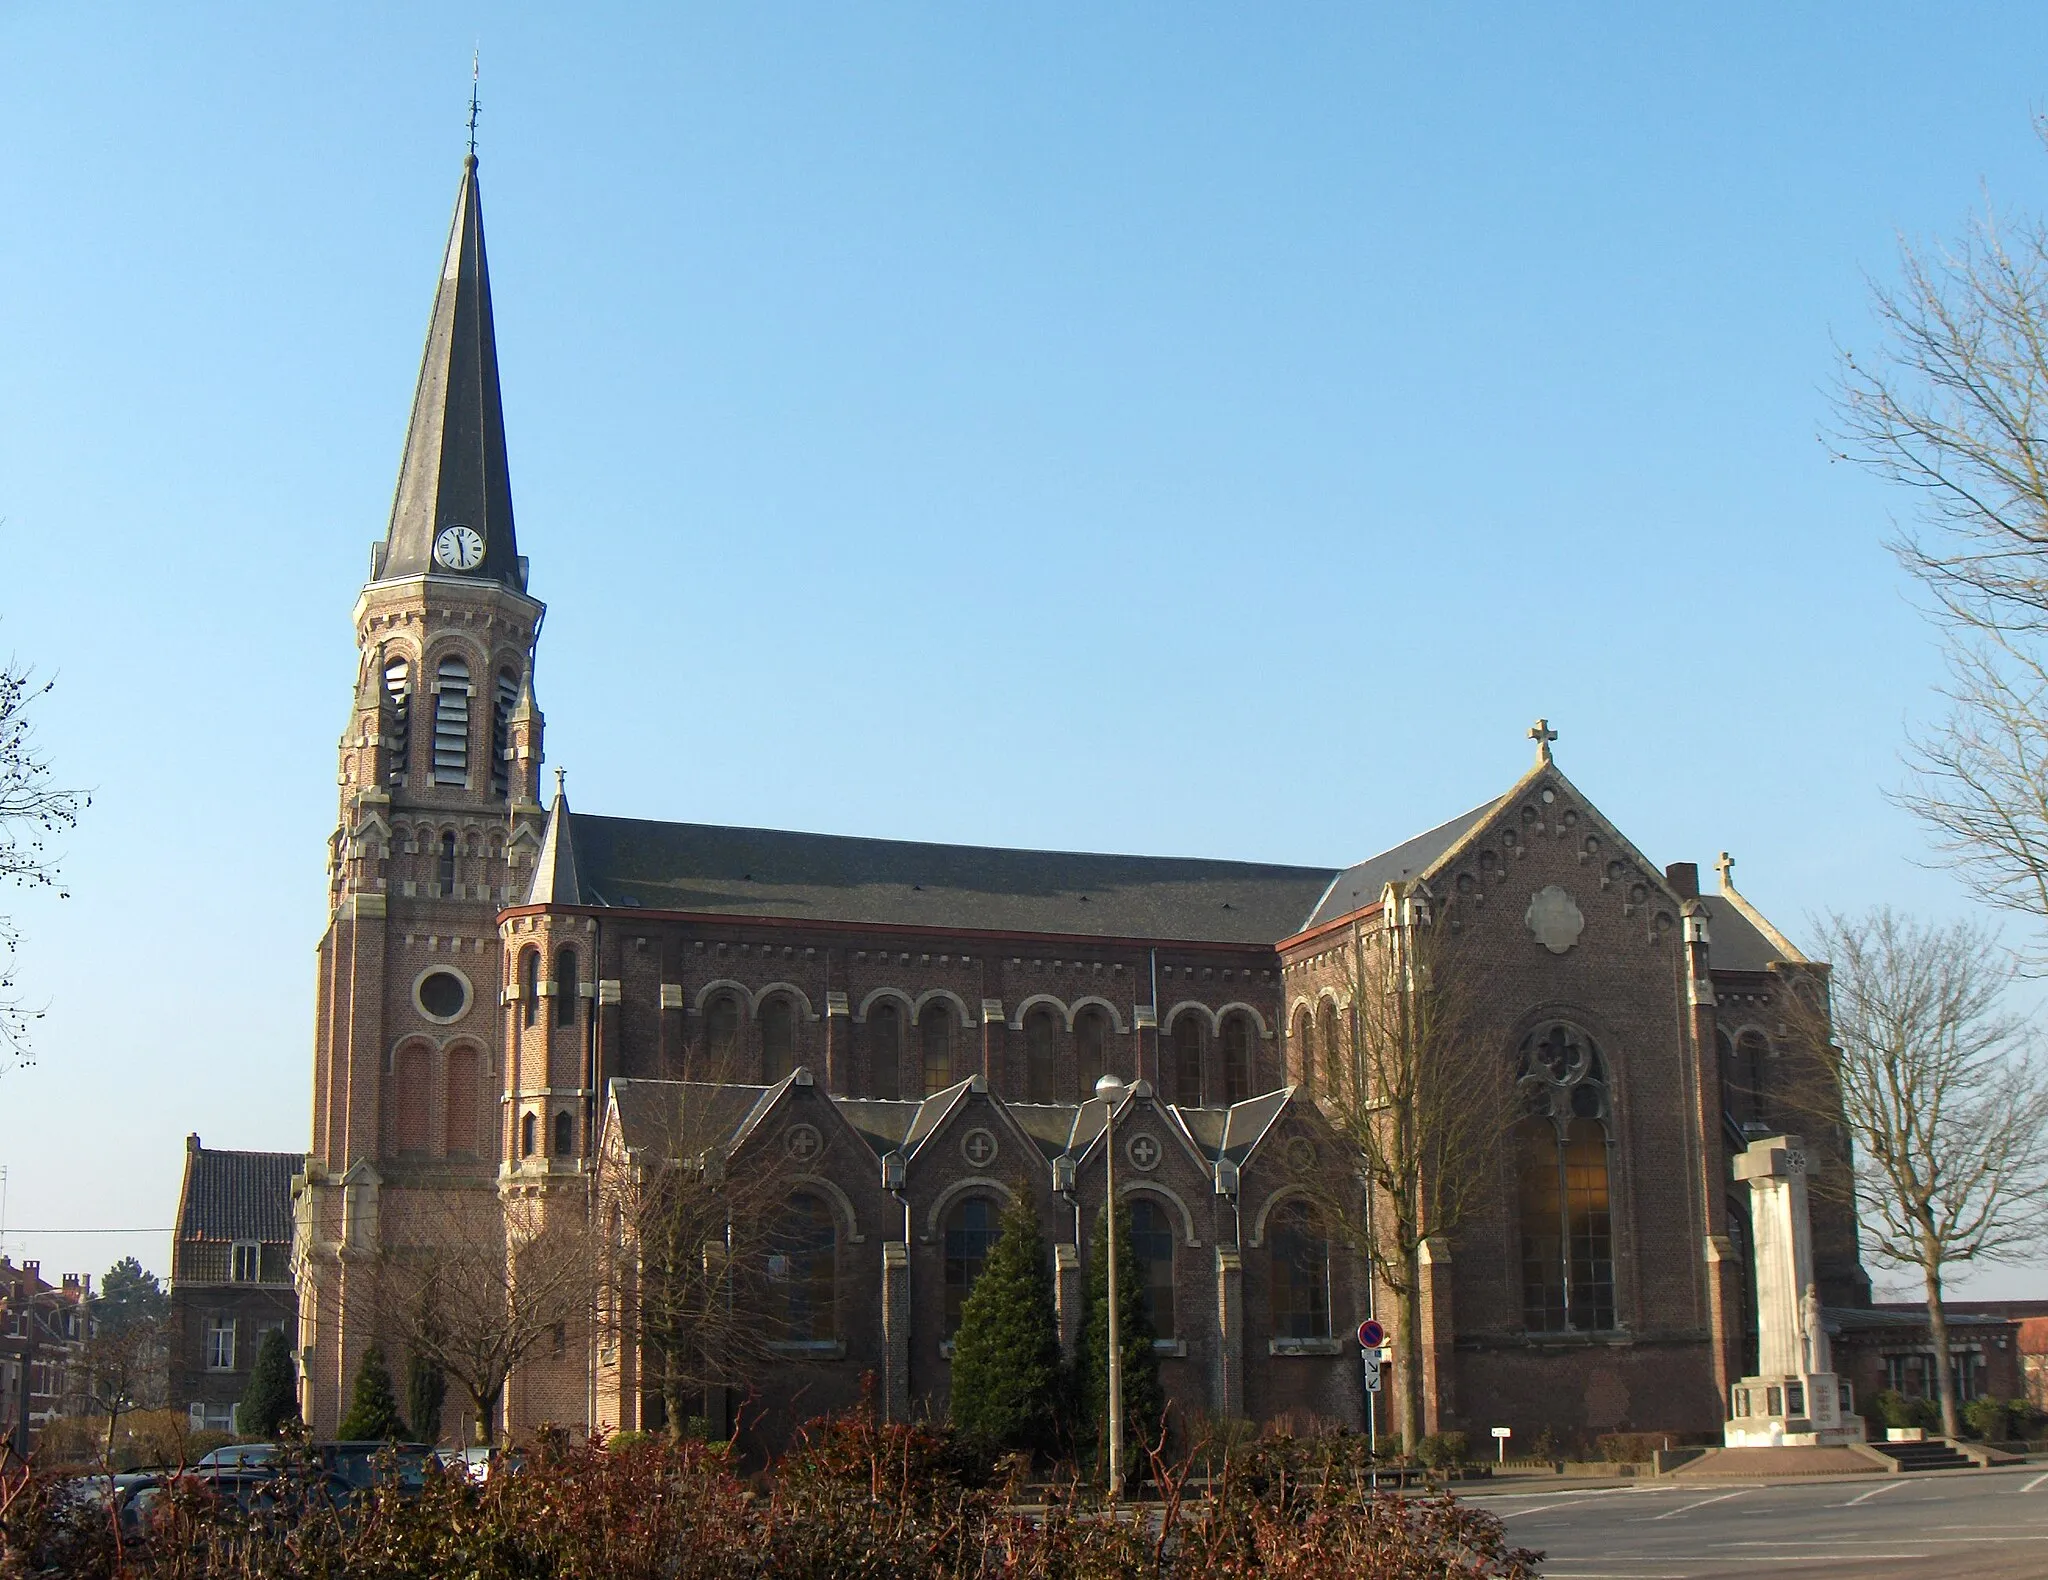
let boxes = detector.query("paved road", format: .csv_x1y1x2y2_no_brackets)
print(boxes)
1459,1465,2048,1579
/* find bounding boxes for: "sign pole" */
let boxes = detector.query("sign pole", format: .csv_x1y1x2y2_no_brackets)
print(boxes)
1357,1318,1385,1493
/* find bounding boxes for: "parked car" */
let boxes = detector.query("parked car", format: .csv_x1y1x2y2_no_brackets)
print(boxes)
193,1443,279,1472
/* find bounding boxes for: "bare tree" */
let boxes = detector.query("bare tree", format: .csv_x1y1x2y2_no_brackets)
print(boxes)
1785,909,2048,1439
0,653,85,1065
1832,134,2048,960
376,1193,590,1446
64,1312,167,1464
594,1083,796,1438
1304,897,1515,1452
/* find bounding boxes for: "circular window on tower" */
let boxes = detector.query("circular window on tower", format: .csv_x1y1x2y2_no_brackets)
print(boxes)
414,967,473,1024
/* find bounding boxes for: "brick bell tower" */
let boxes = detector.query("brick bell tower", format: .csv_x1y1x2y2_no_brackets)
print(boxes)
295,153,548,1437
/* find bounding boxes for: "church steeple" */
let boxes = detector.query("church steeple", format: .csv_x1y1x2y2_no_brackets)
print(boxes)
375,154,523,590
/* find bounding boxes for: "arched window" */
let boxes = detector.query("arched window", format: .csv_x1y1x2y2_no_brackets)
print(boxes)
553,947,578,1029
705,992,743,1068
761,995,796,1081
1514,1023,1616,1333
1129,1196,1177,1340
868,1003,902,1100
942,1196,1001,1335
444,1046,478,1158
382,655,412,785
1221,1013,1254,1105
1293,1006,1315,1094
1170,1015,1204,1107
520,1112,537,1157
431,656,471,786
393,1043,430,1154
920,1002,954,1094
1736,1030,1770,1130
1317,1000,1343,1098
491,668,518,799
553,1110,574,1157
1074,1007,1109,1096
438,831,458,896
1268,1198,1330,1339
1023,1008,1058,1102
769,1193,837,1342
520,948,541,1028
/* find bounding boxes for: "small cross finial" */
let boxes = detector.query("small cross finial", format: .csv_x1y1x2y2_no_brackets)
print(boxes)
467,51,481,157
1715,851,1735,892
1528,717,1558,764
553,766,566,802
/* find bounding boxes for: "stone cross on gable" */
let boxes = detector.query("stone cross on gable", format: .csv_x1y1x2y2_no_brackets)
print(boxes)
1715,851,1736,892
1528,718,1558,765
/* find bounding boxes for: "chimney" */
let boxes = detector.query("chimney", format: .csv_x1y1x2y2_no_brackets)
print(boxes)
188,1132,202,1154
23,1261,38,1284
1665,862,1699,900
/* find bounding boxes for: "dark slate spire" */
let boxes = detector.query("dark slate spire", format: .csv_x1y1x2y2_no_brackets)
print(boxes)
375,155,523,589
526,773,581,906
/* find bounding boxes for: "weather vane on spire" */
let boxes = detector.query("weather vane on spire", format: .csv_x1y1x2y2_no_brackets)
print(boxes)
467,50,482,157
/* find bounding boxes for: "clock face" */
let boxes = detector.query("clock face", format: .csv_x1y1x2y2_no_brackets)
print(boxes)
434,525,485,571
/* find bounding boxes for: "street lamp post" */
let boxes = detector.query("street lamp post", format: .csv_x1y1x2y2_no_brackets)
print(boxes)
1095,1072,1127,1499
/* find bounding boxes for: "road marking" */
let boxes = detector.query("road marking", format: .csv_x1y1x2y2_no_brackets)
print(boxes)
1836,1480,1906,1506
1646,1489,1750,1521
2023,1471,2048,1493
1494,1496,1622,1519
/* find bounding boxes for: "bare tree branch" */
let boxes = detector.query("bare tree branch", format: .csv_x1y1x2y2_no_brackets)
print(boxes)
0,653,86,1066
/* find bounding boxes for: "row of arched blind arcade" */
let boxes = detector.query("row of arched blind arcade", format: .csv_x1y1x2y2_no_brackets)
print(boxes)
380,654,520,797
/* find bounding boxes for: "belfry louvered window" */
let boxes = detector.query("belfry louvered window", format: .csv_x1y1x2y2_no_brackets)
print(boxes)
383,657,412,785
432,657,471,786
491,668,518,798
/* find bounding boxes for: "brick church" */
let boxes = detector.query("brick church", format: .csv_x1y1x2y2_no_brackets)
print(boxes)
292,154,1869,1449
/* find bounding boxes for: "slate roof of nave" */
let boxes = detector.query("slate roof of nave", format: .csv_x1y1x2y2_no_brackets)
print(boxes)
567,814,1340,945
176,1144,303,1245
1299,799,1506,931
1699,894,1803,974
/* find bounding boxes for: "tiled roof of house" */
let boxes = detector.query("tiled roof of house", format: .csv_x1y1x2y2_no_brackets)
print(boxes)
176,1140,303,1244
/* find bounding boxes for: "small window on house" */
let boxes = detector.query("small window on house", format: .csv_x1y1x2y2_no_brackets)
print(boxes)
438,831,457,895
431,657,472,786
1129,1197,1176,1341
1171,1015,1204,1107
942,1195,1001,1336
520,1112,538,1157
1075,1007,1109,1096
1023,1007,1058,1102
920,1002,954,1095
520,948,541,1028
230,1242,260,1283
761,995,796,1081
554,947,578,1029
551,1322,567,1360
1221,1013,1254,1105
383,656,412,785
491,668,518,798
205,1316,237,1372
553,1110,574,1157
705,992,743,1068
1268,1198,1331,1340
868,1002,902,1100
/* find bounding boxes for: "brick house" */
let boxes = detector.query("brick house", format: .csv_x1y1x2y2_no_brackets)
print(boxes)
0,1258,89,1456
169,1136,301,1433
293,148,1873,1450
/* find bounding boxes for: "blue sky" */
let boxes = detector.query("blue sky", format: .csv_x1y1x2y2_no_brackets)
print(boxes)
2,4,2045,1299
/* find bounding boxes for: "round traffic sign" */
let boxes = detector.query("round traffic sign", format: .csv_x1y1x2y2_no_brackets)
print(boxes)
1356,1318,1385,1350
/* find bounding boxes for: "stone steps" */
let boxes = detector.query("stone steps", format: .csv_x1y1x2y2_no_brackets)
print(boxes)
1868,1439,1976,1472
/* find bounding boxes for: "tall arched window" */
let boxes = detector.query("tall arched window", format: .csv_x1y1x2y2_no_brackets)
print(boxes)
393,1043,430,1154
520,948,541,1028
553,1110,574,1157
868,1003,902,1100
553,947,578,1029
1268,1198,1330,1339
444,1047,478,1158
770,1193,837,1342
491,668,518,799
1317,1000,1343,1098
1221,1013,1254,1105
1293,1007,1315,1094
1074,1007,1109,1096
943,1195,1001,1335
1129,1196,1177,1340
1170,1015,1204,1107
1514,1023,1616,1333
438,831,458,896
431,656,471,786
1023,1008,1058,1102
1736,1030,1770,1130
520,1111,537,1157
705,992,743,1068
761,995,796,1081
920,1002,954,1094
382,655,412,785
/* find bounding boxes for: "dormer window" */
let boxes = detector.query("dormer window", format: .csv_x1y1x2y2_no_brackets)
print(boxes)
432,657,471,785
230,1242,260,1283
